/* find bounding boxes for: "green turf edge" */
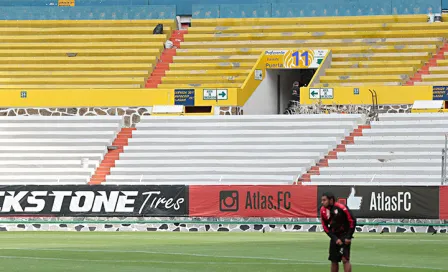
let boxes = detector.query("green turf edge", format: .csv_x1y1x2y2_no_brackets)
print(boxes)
0,220,446,226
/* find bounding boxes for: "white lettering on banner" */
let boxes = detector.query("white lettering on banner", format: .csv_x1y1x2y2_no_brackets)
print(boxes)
25,191,47,213
1,191,28,212
69,191,95,212
50,191,72,212
0,189,185,214
116,191,138,213
370,192,411,212
139,191,185,214
92,191,120,213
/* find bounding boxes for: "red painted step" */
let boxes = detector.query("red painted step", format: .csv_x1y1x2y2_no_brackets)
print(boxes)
406,41,447,85
89,127,136,185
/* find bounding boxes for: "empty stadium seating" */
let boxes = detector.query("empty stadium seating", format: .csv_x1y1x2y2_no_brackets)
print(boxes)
160,15,448,89
106,114,365,185
308,113,448,186
0,19,175,89
0,116,122,184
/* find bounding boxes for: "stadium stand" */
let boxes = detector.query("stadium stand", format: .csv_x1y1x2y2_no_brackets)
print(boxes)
0,116,123,184
307,113,448,186
0,19,175,89
156,15,447,89
105,114,365,185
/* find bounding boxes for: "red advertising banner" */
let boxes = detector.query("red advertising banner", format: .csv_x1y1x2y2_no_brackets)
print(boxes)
189,185,317,218
440,186,448,220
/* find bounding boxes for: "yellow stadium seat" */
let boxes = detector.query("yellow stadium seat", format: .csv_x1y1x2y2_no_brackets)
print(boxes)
0,63,152,71
0,42,164,50
0,56,157,64
429,67,448,74
421,74,448,82
158,83,241,88
0,71,150,78
325,67,415,76
181,38,443,49
414,81,448,86
314,82,402,87
173,55,259,63
0,49,161,57
165,70,251,76
162,76,246,84
319,75,408,83
0,77,145,85
169,63,254,70
0,84,141,88
332,52,431,62
187,22,448,34
191,15,427,27
331,60,423,68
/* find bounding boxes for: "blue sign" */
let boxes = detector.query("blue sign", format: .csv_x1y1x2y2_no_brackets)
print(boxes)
174,89,195,106
433,86,448,100
353,88,359,95
20,91,27,98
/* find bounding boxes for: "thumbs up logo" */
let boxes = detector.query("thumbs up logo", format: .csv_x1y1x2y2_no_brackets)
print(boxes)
346,187,362,210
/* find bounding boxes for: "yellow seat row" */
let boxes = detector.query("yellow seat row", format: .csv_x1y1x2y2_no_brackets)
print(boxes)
325,67,415,76
165,69,251,76
183,30,448,42
0,56,157,64
162,76,245,84
320,75,408,83
0,42,164,50
176,45,437,56
191,15,428,27
158,83,241,88
0,84,141,88
0,34,166,43
0,70,150,77
0,49,161,57
187,22,448,34
314,82,402,87
180,38,444,49
0,63,153,71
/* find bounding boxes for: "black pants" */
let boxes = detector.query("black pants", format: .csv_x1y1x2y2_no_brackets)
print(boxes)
328,239,351,263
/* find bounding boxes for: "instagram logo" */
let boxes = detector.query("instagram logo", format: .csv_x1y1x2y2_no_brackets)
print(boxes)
219,191,239,212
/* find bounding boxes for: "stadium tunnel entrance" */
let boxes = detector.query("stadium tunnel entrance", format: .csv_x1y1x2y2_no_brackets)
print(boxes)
243,68,316,115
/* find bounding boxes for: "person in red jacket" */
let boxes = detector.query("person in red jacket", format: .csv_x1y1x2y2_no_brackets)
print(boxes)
320,192,356,272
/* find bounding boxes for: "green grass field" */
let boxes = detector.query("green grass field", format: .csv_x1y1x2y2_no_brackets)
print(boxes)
0,232,446,271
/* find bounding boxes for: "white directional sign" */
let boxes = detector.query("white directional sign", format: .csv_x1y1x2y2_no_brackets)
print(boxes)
309,88,334,99
203,89,228,100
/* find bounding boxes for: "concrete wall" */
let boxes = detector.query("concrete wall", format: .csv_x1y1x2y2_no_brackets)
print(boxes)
243,70,279,115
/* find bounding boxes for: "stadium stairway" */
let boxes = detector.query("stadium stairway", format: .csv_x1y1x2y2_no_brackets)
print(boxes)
89,127,135,184
304,113,448,186
145,30,187,88
297,124,370,183
407,42,448,86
